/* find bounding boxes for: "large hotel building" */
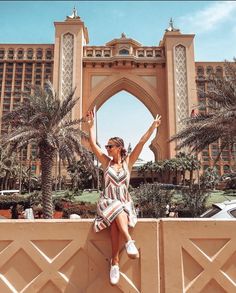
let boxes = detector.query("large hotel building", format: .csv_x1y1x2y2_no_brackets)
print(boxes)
0,9,233,177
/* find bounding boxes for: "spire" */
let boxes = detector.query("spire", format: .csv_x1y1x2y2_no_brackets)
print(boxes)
165,18,179,32
66,6,81,20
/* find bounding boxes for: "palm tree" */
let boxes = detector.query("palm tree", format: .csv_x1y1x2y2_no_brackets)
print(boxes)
153,161,164,183
2,81,90,218
137,163,149,183
170,61,236,167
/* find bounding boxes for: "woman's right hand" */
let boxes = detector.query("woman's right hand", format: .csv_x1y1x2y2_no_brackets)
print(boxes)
86,109,95,128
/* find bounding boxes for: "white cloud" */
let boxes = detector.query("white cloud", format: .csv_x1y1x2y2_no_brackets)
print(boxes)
179,1,236,34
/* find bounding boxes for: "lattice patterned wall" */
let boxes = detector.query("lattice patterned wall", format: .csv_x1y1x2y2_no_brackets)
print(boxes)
162,220,236,293
174,44,189,132
61,33,74,100
0,220,159,293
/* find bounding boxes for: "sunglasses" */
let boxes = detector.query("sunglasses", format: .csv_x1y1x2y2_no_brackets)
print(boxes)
105,144,117,149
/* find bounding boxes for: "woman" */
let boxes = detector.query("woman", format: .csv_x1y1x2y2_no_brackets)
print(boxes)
87,109,161,285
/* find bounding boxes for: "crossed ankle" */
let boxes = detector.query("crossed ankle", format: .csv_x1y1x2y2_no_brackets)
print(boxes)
111,258,119,266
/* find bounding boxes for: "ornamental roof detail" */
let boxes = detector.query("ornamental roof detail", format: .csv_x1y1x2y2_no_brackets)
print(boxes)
165,18,180,32
106,33,142,47
66,7,81,21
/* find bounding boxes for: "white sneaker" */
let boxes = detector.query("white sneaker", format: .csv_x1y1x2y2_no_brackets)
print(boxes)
125,240,139,259
110,263,120,285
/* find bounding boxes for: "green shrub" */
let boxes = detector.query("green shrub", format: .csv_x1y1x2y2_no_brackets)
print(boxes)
62,202,97,219
180,185,210,217
0,194,29,209
131,183,174,218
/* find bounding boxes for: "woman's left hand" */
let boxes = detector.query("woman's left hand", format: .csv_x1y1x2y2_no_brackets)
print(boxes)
152,114,162,128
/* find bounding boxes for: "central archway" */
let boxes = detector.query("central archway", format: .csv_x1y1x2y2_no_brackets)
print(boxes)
85,74,167,160
97,90,156,161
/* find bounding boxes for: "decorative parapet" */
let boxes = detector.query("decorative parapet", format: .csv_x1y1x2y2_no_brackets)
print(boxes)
0,45,54,61
0,219,235,292
83,46,165,64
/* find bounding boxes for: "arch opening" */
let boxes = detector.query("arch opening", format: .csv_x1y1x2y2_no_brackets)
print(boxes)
96,90,158,162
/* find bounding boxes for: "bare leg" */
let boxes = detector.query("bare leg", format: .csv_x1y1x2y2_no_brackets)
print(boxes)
110,221,121,265
115,211,132,242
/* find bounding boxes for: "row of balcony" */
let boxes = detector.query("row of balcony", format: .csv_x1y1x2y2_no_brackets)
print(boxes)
83,46,164,59
0,48,53,61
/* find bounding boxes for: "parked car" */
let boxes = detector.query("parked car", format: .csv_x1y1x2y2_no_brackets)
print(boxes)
200,199,236,219
0,190,19,196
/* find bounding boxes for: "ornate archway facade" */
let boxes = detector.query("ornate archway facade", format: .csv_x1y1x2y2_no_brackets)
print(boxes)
0,10,232,176
52,13,197,161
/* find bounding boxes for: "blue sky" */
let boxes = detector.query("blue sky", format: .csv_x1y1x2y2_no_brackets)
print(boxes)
1,1,236,161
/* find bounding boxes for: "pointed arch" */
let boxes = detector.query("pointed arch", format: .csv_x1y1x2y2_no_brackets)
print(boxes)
88,73,162,118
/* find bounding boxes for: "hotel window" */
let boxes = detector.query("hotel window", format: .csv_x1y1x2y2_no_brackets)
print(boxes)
27,49,34,60
36,49,43,60
119,48,129,55
86,50,93,57
7,49,14,59
0,49,5,59
104,50,110,57
17,49,24,59
138,51,144,57
15,74,22,79
6,74,13,79
45,49,52,60
95,50,102,57
216,66,223,79
3,104,10,111
4,86,11,92
197,66,204,77
25,63,33,73
155,50,162,57
206,66,214,77
146,50,153,57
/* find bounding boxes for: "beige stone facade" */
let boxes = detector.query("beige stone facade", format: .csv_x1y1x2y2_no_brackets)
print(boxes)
0,13,231,176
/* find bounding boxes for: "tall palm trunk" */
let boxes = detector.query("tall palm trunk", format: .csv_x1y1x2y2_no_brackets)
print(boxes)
4,171,10,189
39,145,56,219
189,170,193,188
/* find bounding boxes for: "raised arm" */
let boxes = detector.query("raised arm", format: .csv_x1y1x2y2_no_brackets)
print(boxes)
127,114,161,170
87,110,110,169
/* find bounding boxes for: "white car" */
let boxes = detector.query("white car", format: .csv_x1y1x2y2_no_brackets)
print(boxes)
200,199,236,219
0,190,19,196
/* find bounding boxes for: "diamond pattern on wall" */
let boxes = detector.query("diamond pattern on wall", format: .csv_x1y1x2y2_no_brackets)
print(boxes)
180,237,236,292
39,281,61,293
59,248,89,291
175,45,189,132
0,221,158,292
190,238,230,260
61,33,74,101
0,241,12,253
31,240,72,262
221,251,236,284
0,248,42,292
182,248,204,289
200,279,227,293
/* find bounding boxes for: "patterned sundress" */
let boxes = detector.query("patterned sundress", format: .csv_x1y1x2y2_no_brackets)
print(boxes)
94,160,137,232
